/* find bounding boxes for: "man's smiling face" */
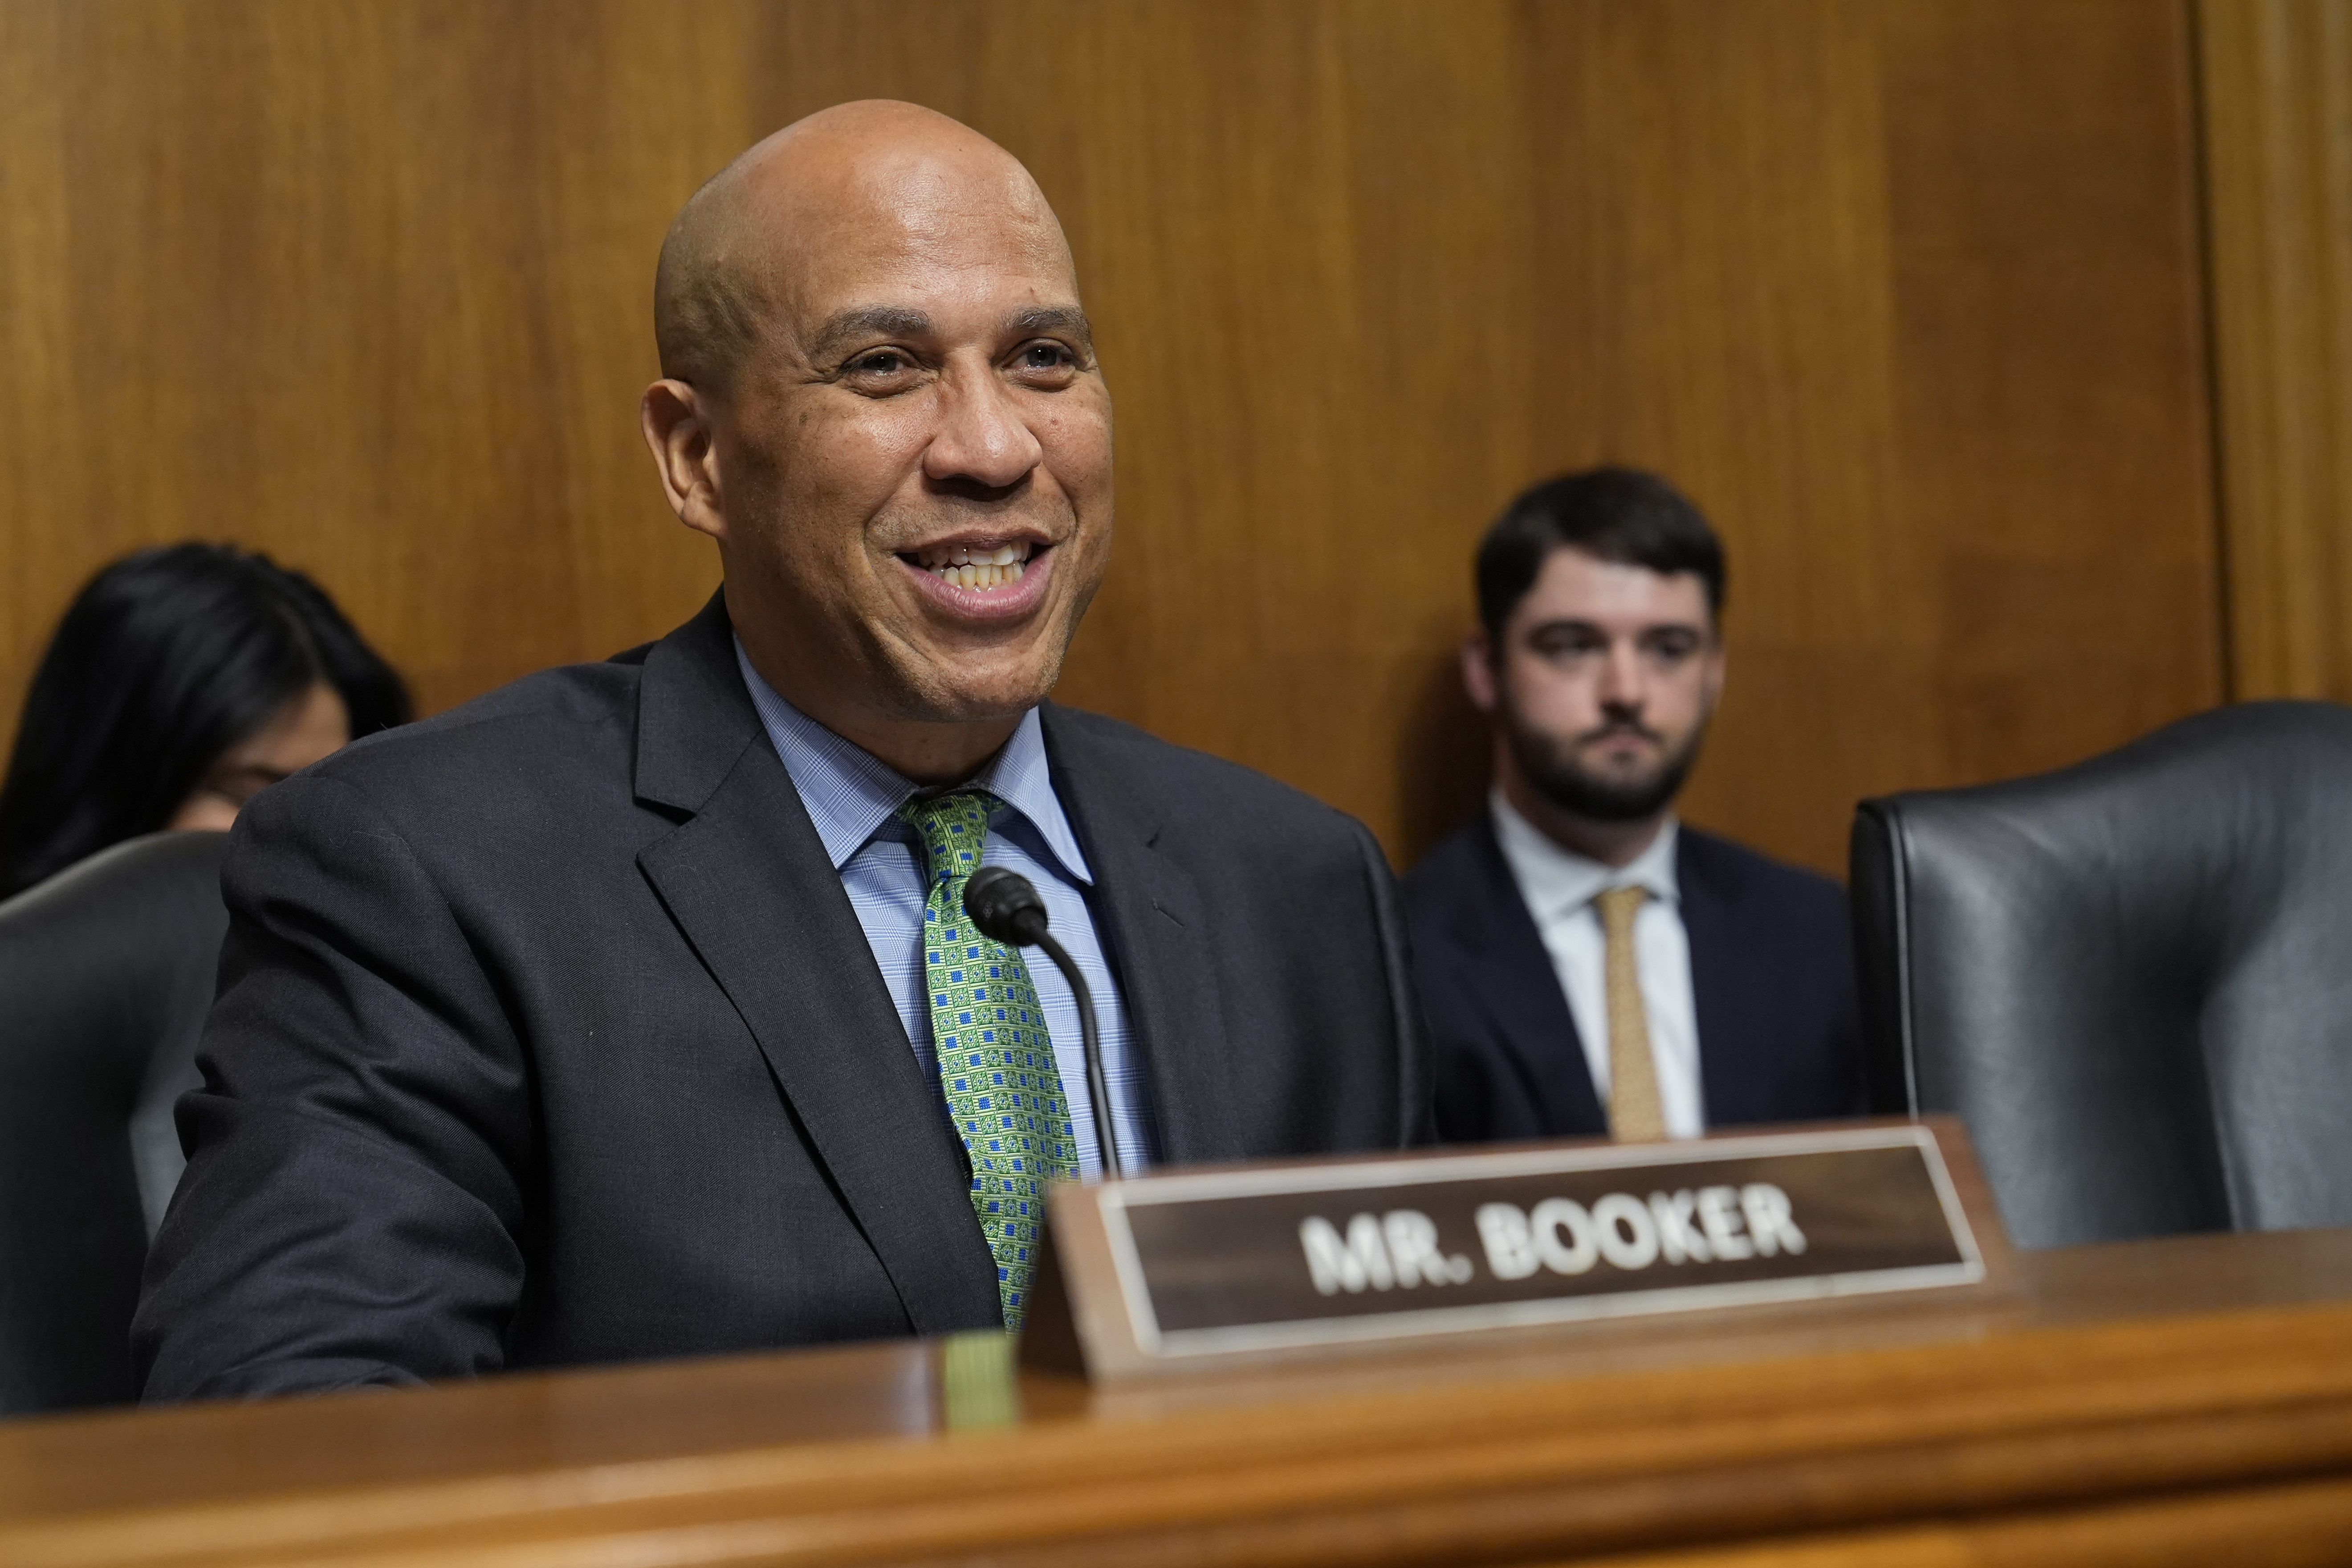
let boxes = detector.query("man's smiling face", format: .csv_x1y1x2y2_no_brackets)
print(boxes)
718,145,1114,726
643,103,1114,775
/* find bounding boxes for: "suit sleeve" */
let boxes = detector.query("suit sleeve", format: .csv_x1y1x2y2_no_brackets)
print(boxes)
133,773,533,1400
1350,817,1437,1149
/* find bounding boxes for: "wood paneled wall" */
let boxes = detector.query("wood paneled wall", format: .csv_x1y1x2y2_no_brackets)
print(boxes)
0,1,2227,875
2200,0,2352,705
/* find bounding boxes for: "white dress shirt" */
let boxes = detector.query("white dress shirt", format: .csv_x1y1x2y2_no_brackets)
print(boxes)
1488,788,1705,1138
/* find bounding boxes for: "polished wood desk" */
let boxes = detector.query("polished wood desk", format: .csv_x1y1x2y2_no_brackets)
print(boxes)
9,1229,2352,1567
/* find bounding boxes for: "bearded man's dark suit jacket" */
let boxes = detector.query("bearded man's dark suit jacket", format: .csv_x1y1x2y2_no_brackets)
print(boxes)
1404,813,1863,1143
133,597,1428,1400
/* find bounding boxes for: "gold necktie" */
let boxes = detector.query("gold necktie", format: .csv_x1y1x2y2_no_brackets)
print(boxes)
1595,885,1665,1142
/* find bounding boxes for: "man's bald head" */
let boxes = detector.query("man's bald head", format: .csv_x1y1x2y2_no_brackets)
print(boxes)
654,101,1071,391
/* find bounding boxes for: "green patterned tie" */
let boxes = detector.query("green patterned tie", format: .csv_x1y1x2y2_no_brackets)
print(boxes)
899,790,1078,1331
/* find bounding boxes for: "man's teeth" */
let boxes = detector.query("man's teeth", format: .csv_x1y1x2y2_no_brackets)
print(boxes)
916,542,1032,591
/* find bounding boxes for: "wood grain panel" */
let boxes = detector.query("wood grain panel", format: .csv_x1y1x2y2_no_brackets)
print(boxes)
2199,0,2352,704
1565,1473,2352,1568
1881,1,2224,786
0,1,2224,874
0,2,733,723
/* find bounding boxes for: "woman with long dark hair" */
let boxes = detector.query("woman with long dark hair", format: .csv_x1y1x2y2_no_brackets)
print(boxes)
0,544,409,898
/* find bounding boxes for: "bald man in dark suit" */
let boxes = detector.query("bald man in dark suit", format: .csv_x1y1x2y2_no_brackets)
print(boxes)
136,102,1426,1399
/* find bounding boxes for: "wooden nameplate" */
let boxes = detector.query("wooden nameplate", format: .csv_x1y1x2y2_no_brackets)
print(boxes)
1021,1116,2018,1381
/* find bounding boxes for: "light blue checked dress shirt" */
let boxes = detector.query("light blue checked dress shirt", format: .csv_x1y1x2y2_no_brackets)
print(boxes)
734,639,1155,1178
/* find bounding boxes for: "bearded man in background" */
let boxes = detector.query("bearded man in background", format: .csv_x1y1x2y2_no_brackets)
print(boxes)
1404,467,1864,1145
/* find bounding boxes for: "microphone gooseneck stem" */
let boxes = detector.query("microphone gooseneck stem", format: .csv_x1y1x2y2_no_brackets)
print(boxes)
1034,930,1121,1181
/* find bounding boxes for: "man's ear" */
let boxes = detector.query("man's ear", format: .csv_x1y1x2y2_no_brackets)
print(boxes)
1460,627,1500,715
640,379,728,543
1700,625,1729,716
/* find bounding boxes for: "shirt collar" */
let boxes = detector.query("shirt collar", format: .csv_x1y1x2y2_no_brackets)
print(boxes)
733,636,1093,885
1488,786,1679,922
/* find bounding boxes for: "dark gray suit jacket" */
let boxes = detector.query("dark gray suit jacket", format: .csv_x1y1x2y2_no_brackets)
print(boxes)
134,596,1428,1399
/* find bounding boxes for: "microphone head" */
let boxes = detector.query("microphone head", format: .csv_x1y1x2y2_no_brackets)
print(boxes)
963,864,1051,946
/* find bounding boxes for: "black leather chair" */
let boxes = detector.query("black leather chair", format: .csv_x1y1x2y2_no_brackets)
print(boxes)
0,831,227,1415
1850,701,2352,1250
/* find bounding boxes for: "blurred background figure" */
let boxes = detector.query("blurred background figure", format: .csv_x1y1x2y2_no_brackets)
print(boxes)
0,542,404,1414
0,542,408,899
1405,468,1864,1147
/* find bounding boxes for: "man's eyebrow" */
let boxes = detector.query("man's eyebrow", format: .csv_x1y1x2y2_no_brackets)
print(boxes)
806,306,932,362
804,304,1093,362
1525,616,1707,637
1011,305,1092,342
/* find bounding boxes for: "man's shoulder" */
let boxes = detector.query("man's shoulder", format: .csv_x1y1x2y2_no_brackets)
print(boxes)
217,651,671,929
1043,704,1366,844
302,654,647,802
1678,825,1846,920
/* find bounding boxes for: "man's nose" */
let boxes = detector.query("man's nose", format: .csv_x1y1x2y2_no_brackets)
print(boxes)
1598,640,1648,708
923,359,1045,490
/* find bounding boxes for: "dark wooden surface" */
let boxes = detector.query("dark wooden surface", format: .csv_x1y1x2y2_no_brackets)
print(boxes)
10,1228,2352,1565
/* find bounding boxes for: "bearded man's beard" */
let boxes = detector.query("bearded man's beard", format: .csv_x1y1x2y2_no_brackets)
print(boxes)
1506,717,1707,823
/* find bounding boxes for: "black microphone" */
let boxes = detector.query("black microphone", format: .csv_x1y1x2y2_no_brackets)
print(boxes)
964,865,1124,1181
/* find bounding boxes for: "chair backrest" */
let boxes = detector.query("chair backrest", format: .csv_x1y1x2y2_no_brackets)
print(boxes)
0,831,227,1416
1851,701,2352,1249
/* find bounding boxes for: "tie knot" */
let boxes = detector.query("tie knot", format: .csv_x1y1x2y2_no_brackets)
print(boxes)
898,790,1001,887
1594,883,1649,934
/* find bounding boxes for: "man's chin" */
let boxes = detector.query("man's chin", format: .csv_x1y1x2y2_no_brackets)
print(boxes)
887,655,1065,727
1512,732,1701,824
1546,777,1680,823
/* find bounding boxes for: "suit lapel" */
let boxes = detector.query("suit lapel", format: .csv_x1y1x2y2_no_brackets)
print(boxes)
1457,815,1609,1136
1040,707,1245,1165
631,596,1001,1334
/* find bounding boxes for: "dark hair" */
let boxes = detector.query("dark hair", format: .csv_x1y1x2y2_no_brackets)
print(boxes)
1474,466,1726,643
0,544,410,897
